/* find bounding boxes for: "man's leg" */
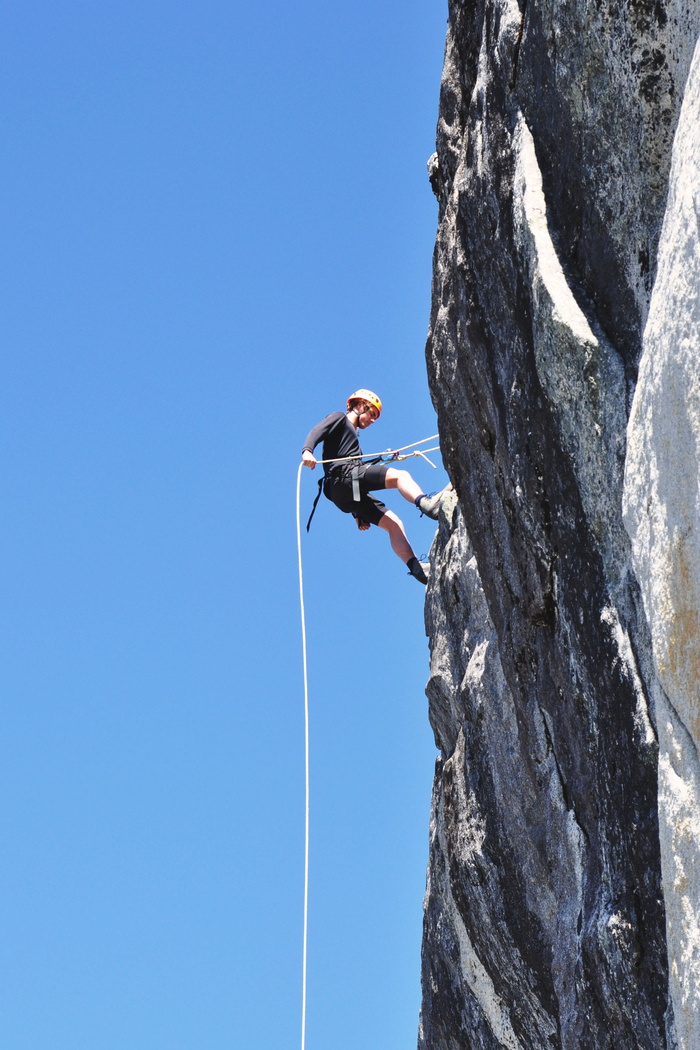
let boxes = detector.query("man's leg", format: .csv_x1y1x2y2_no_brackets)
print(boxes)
377,509,416,562
384,467,449,521
383,468,423,504
376,510,428,584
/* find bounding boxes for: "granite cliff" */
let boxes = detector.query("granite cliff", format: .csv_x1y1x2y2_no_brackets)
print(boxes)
420,1,700,1047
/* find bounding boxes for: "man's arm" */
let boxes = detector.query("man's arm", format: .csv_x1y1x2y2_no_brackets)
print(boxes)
301,413,343,468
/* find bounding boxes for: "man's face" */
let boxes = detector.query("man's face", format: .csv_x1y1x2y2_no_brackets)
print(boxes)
356,402,379,428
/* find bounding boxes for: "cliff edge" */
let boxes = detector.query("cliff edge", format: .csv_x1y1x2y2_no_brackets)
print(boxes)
420,1,700,1046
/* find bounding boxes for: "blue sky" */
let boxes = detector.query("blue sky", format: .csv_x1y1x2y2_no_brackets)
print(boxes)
0,2,448,1047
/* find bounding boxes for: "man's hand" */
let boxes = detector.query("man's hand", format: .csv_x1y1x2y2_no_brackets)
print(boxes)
356,517,370,531
302,450,316,469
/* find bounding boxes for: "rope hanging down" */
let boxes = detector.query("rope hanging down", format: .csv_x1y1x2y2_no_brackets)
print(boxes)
295,431,439,1050
295,462,310,1050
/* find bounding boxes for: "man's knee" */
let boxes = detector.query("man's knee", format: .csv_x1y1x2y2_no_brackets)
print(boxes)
385,468,410,489
380,509,405,532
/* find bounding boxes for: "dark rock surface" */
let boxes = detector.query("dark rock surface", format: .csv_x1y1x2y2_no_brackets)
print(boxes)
419,1,700,1047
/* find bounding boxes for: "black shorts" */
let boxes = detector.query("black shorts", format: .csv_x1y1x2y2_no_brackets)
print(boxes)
323,462,389,526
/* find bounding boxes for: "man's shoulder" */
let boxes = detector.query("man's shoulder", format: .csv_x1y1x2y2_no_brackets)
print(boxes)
323,411,347,427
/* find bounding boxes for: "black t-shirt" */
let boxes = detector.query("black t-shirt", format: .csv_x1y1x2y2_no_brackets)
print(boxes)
303,413,361,473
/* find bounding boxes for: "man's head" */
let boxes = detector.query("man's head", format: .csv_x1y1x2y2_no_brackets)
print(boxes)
347,389,382,428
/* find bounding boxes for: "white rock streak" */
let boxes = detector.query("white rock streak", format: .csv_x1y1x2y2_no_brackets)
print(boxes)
513,114,629,582
516,117,597,347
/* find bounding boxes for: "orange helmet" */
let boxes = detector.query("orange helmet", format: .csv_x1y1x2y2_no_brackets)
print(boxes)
347,389,382,417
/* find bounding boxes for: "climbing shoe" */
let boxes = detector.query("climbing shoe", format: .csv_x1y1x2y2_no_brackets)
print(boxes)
407,557,429,585
416,488,447,520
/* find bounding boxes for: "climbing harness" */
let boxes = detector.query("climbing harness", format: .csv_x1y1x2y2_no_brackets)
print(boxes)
303,435,441,532
351,464,361,504
295,432,439,1050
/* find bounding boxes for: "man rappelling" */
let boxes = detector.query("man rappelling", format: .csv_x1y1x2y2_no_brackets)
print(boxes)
301,389,446,585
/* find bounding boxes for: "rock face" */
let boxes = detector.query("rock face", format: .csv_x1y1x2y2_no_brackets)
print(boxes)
624,40,700,1050
420,0,700,1046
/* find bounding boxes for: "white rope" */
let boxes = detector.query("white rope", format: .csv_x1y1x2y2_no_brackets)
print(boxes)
295,461,310,1050
294,430,439,1049
310,432,439,466
412,448,440,469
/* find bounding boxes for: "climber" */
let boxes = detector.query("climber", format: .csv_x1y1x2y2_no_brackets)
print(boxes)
301,389,446,584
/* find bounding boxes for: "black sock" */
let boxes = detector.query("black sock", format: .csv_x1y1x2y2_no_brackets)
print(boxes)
414,494,427,507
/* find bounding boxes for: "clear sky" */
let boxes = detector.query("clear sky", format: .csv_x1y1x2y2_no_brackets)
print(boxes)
1,2,448,1047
